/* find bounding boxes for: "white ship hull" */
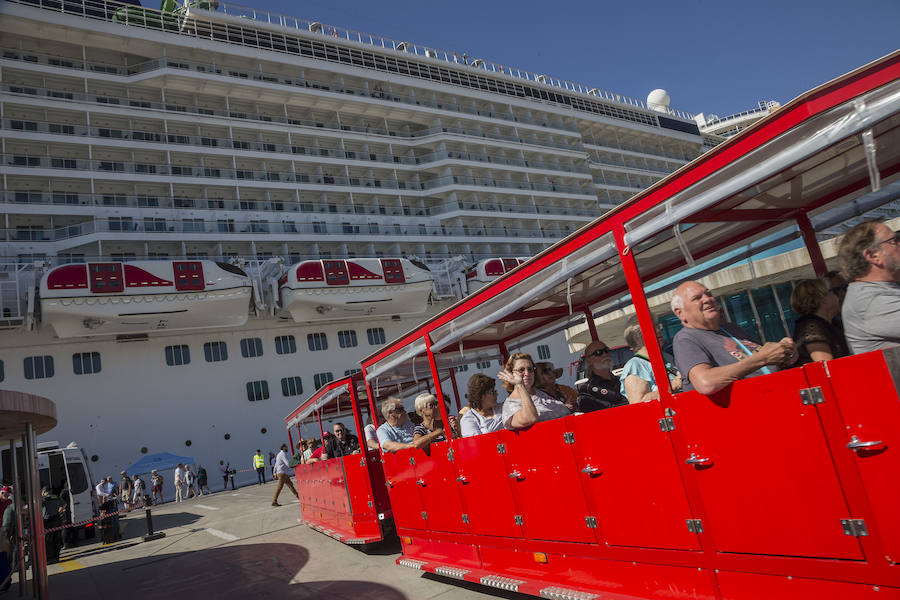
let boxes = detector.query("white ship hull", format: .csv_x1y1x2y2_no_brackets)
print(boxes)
281,281,433,322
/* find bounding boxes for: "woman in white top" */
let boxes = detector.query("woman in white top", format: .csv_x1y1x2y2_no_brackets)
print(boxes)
498,352,569,430
174,463,184,503
460,373,504,437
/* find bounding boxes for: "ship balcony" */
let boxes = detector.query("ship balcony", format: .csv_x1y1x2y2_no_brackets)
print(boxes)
582,135,697,163
0,47,584,139
0,118,591,176
0,82,584,156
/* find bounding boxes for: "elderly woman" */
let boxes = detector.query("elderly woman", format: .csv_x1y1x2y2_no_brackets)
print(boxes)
412,393,459,444
498,352,569,430
620,316,682,403
376,396,443,452
534,362,578,411
460,373,504,436
790,279,849,363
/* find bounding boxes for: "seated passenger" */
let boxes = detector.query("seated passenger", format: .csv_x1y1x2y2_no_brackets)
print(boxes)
460,373,504,436
837,220,900,353
619,317,682,403
363,416,382,451
671,280,796,395
325,422,360,458
376,397,443,452
306,439,324,463
535,362,578,409
790,279,849,363
499,352,569,430
412,393,459,444
576,341,627,412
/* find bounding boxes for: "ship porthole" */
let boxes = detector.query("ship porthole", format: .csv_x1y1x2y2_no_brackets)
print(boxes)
140,447,148,454
91,455,98,462
185,440,192,447
224,434,231,440
260,428,267,434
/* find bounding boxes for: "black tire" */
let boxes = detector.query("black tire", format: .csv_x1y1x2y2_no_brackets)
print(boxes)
83,525,95,540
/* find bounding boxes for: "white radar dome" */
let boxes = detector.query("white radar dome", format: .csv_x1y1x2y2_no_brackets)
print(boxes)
647,89,671,113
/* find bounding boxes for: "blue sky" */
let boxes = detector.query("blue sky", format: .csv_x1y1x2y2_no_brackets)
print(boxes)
237,0,898,117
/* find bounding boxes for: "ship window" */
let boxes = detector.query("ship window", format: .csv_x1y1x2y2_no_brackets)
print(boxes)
476,360,491,369
281,376,303,397
0,360,4,382
366,328,386,346
337,330,357,348
203,341,228,362
24,355,54,379
174,261,204,291
72,352,101,375
313,372,334,389
165,345,190,366
89,263,124,293
344,368,361,376
307,333,328,352
240,337,264,358
536,344,551,360
455,364,469,372
275,335,297,355
246,380,269,402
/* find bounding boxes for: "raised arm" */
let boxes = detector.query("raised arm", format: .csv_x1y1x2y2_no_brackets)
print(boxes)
498,370,538,429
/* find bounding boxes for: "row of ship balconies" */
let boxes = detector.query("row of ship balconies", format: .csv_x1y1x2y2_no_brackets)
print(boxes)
1,191,599,218
1,79,586,155
1,117,591,175
3,154,603,195
0,47,586,136
4,218,570,243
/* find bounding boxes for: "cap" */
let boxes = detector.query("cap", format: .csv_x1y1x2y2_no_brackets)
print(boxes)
0,486,11,494
535,362,563,379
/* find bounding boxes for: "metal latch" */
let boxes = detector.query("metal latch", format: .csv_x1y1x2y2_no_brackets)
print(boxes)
446,449,454,461
841,519,869,537
686,519,703,533
659,417,675,432
585,516,597,529
360,458,365,467
421,511,428,520
497,443,506,454
461,514,469,524
514,515,524,526
800,387,825,405
563,432,575,444
409,456,416,465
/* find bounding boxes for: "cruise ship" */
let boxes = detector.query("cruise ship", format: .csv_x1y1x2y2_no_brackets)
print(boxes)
0,0,711,483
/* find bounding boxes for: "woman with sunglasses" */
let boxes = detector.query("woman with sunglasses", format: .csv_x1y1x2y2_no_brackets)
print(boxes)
412,393,460,444
577,340,627,412
376,396,444,452
498,352,569,430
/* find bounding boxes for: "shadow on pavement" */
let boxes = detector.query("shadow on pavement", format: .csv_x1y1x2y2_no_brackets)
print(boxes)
51,542,409,600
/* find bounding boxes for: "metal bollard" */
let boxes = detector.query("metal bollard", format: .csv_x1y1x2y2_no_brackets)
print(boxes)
142,507,165,542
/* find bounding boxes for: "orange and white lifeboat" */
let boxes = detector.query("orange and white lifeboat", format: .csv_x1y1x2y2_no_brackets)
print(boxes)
279,258,432,322
465,258,525,294
40,260,251,338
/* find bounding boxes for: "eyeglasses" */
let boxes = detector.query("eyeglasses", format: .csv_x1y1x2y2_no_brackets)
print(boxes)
589,348,610,356
388,406,405,414
426,401,440,408
541,368,554,373
513,367,535,374
874,231,900,248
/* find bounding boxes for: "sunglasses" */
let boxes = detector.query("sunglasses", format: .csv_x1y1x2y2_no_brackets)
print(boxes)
388,406,405,413
426,401,440,408
875,231,900,248
589,348,610,356
514,367,535,374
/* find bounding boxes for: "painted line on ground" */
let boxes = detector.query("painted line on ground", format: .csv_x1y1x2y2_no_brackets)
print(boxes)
56,559,86,572
204,528,238,542
193,504,219,510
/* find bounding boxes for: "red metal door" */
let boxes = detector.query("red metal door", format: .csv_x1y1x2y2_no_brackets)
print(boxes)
381,449,427,530
569,402,701,550
411,440,467,534
673,368,863,559
452,432,522,538
821,350,900,564
499,422,596,543
342,454,375,519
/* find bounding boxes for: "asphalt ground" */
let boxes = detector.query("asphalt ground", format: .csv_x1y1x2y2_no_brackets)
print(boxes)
11,480,532,599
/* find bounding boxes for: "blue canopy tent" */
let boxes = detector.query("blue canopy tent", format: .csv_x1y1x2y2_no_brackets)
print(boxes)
126,452,195,474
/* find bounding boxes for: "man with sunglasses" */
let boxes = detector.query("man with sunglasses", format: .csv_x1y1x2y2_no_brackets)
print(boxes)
576,341,627,413
376,397,444,452
838,219,900,354
325,422,360,458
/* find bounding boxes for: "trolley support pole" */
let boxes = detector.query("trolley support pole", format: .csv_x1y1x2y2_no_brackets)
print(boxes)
447,367,462,411
797,213,828,277
498,342,509,364
583,307,599,341
425,335,454,440
9,438,26,596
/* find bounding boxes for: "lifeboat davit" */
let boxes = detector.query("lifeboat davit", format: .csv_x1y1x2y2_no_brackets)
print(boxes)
279,258,432,322
40,260,251,338
465,257,525,294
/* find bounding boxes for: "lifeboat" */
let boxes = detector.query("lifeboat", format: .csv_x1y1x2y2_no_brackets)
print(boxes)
40,260,251,338
279,258,433,322
464,257,525,294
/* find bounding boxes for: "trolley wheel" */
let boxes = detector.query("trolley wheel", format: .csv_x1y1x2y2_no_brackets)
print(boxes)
83,525,96,540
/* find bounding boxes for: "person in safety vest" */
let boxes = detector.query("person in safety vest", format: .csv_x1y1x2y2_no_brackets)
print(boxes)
253,450,266,485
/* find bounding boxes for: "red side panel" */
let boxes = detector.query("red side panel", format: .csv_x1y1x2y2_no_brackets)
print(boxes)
323,260,349,286
348,261,383,281
88,263,124,293
46,264,88,290
123,264,173,288
381,259,406,284
501,258,518,272
569,403,701,550
452,432,522,538
717,570,900,599
173,261,204,291
381,449,427,531
484,259,504,276
822,350,900,564
673,368,863,559
294,262,324,282
410,440,467,534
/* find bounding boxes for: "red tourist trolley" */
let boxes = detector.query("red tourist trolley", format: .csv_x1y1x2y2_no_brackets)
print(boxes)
292,51,900,599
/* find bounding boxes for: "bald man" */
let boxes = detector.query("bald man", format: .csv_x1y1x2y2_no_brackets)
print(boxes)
670,281,796,395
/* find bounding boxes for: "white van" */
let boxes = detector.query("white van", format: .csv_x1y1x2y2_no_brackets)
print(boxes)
2,441,99,540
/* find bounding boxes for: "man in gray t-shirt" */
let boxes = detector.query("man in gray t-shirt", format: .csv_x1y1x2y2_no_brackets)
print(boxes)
670,281,796,395
837,220,900,354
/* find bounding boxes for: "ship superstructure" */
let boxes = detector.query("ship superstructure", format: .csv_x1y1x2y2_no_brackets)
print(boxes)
0,0,707,479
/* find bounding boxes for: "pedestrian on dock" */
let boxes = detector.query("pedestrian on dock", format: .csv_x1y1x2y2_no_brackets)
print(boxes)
269,451,277,481
219,460,230,490
184,465,197,499
271,443,298,507
253,450,266,485
131,474,145,508
119,471,133,510
174,464,184,502
151,470,164,505
197,465,210,495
